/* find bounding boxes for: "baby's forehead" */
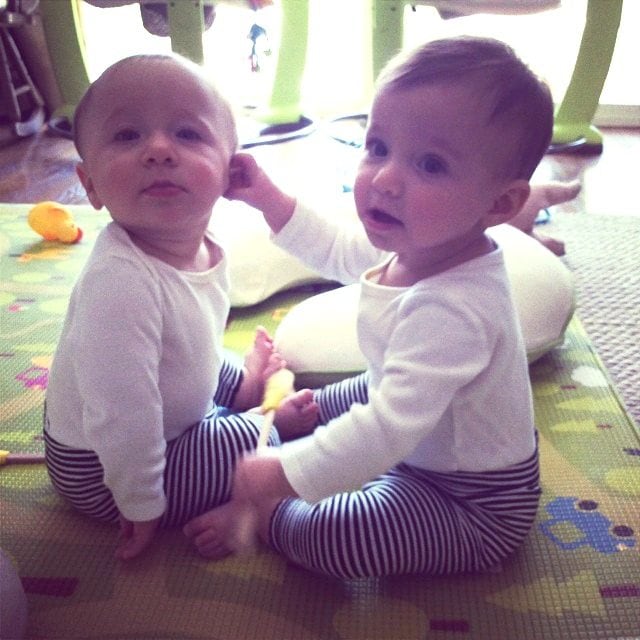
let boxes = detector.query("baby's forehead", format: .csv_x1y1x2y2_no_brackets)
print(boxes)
98,58,211,98
86,63,223,128
75,55,237,153
370,82,493,129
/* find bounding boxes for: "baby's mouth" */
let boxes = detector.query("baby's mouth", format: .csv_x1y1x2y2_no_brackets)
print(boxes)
142,181,184,196
368,208,401,225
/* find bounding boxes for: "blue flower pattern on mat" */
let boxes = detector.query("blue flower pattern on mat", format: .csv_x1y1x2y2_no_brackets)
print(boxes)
539,496,636,553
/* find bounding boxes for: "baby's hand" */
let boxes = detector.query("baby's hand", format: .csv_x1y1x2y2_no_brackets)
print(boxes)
275,389,318,441
224,153,268,206
225,152,296,233
116,515,161,561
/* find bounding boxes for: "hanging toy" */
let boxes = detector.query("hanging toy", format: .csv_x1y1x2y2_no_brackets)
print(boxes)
28,201,83,244
248,22,269,72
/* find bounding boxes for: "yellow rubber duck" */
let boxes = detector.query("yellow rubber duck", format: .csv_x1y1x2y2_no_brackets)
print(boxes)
28,201,83,244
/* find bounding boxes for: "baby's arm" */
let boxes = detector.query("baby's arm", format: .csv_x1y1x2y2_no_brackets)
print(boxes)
225,153,296,233
72,258,168,559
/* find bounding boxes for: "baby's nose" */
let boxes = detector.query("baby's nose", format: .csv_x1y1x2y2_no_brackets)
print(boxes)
145,132,175,165
372,161,402,196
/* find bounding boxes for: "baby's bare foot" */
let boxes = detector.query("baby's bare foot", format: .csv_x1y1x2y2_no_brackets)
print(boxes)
234,327,285,410
275,389,319,441
509,180,580,256
183,500,257,560
244,326,274,380
536,180,581,209
515,180,581,231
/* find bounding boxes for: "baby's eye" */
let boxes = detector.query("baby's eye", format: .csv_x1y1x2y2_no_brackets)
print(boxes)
113,128,139,142
364,138,387,158
417,154,446,175
177,127,202,141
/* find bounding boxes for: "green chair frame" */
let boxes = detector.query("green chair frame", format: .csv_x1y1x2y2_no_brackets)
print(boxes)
39,0,309,127
39,0,621,152
371,0,623,152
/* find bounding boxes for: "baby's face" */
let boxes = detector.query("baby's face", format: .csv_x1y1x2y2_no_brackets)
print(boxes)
354,82,518,259
76,59,235,242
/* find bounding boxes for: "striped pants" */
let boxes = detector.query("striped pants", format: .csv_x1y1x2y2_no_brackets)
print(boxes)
270,373,541,579
44,357,280,527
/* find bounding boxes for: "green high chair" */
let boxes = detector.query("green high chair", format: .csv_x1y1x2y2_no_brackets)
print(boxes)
38,0,211,135
39,0,309,136
371,0,624,153
39,0,622,152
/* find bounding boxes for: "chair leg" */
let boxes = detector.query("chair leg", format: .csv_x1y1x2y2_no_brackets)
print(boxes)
551,0,623,153
167,0,205,65
371,0,404,82
38,0,90,127
370,0,622,155
259,0,309,125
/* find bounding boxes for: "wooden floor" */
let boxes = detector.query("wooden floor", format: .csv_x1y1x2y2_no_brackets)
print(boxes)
1,125,638,219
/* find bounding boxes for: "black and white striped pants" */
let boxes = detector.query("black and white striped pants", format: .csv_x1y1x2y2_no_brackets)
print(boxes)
44,357,280,527
270,372,541,579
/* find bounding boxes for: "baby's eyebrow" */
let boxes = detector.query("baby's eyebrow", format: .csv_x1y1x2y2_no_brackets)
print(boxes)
104,105,136,120
102,111,139,133
421,135,463,161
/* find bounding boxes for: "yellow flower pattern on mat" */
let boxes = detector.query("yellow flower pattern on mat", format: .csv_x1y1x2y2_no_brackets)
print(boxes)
550,419,604,433
12,272,51,284
39,298,70,315
203,551,287,585
30,356,52,369
486,570,606,617
604,468,640,495
533,381,561,397
556,396,609,411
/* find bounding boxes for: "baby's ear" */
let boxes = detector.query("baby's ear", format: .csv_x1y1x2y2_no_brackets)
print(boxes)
76,163,103,211
486,179,531,227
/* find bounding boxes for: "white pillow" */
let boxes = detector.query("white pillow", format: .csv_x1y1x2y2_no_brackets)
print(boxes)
491,224,575,361
215,199,330,308
273,224,575,384
216,198,574,381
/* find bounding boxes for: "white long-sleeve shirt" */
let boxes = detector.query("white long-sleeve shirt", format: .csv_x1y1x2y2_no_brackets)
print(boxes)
45,222,230,521
274,203,536,504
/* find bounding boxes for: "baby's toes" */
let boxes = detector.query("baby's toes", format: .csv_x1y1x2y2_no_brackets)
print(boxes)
263,354,286,382
291,388,314,408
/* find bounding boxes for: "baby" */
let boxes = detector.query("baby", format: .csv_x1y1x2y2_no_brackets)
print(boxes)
185,36,551,579
44,53,313,561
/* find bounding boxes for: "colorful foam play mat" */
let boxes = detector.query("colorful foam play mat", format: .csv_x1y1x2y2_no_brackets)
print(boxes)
1,204,638,639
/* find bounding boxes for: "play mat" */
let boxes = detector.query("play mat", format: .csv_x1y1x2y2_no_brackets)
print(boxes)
1,204,639,639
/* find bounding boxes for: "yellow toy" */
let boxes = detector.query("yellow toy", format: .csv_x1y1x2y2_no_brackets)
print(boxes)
28,201,83,244
0,450,45,465
257,368,294,451
232,367,295,549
